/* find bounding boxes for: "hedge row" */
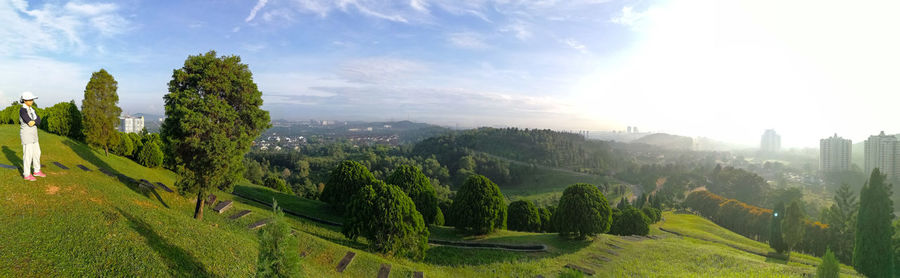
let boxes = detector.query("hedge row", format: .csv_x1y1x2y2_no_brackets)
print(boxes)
684,190,832,256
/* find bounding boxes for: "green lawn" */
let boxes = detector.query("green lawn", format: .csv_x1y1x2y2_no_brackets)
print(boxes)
0,125,860,277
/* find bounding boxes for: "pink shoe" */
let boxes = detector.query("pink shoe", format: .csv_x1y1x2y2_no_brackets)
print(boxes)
33,172,46,177
24,175,36,181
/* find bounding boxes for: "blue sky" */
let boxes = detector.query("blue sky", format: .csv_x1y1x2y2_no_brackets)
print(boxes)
3,0,900,147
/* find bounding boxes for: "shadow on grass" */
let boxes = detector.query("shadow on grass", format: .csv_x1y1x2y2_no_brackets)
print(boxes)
232,184,341,223
63,140,169,208
2,146,23,174
117,208,212,277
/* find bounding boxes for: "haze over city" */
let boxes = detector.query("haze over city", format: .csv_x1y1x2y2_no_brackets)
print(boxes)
2,0,899,148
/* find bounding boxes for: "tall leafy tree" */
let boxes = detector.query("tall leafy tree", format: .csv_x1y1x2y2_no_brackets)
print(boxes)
451,175,507,234
783,201,805,252
82,69,122,156
824,183,858,263
385,165,440,225
162,51,270,220
853,169,895,277
770,201,788,253
554,183,612,239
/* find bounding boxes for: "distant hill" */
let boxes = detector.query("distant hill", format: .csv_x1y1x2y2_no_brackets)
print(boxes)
632,133,693,150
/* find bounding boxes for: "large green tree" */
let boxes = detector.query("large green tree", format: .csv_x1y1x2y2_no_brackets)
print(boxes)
385,165,440,225
451,175,507,234
343,180,429,260
770,201,788,253
554,183,612,239
320,160,377,212
162,51,271,220
82,69,122,156
853,169,895,277
507,200,541,232
783,200,805,252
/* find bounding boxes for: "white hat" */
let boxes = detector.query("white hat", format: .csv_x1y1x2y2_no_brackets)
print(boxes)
20,91,37,101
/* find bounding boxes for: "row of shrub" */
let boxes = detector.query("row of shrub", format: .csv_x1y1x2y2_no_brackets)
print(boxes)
2,102,164,168
684,190,832,256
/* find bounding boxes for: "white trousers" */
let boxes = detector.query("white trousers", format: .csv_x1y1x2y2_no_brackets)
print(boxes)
23,142,41,176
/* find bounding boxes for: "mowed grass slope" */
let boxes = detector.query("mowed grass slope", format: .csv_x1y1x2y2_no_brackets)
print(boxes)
0,125,858,277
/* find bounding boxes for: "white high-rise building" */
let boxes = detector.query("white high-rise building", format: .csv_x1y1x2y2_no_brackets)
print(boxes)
820,134,851,173
760,129,781,153
119,115,145,133
864,131,899,180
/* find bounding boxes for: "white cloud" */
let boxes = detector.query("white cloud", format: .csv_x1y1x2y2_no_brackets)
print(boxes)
410,0,428,13
245,0,269,22
610,6,647,26
501,21,531,40
337,57,428,84
0,56,89,106
448,32,489,49
563,38,588,54
0,0,129,55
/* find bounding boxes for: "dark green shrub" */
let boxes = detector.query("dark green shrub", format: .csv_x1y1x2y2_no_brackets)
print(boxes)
264,175,293,195
343,180,429,260
507,200,541,232
320,160,376,212
555,183,612,239
386,165,440,225
815,248,839,278
451,175,507,234
538,206,555,232
609,206,650,236
642,207,661,223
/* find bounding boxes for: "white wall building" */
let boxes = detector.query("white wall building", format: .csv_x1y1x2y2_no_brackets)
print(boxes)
864,131,899,180
760,129,781,153
820,134,851,173
119,115,145,133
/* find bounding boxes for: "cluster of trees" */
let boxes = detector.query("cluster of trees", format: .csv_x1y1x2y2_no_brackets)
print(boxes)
321,161,433,259
684,190,832,257
244,144,453,202
707,165,771,207
107,131,165,168
1,101,82,140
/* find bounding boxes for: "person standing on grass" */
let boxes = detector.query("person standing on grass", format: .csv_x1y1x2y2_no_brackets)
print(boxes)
19,92,45,181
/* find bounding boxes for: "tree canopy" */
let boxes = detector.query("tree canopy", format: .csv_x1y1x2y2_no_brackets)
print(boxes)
82,69,121,156
451,175,507,234
385,165,440,225
161,51,271,220
554,183,611,239
853,168,895,277
343,180,429,260
507,200,541,232
320,160,377,212
609,206,650,236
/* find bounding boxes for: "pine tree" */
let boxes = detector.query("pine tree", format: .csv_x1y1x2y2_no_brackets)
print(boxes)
783,200,805,252
256,200,301,277
853,168,895,277
815,248,839,278
162,51,271,220
82,69,122,156
769,201,788,253
825,183,858,263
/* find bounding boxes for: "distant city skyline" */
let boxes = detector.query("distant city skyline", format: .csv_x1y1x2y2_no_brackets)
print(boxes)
3,0,900,148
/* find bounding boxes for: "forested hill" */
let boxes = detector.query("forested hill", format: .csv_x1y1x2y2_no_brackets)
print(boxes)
412,127,623,174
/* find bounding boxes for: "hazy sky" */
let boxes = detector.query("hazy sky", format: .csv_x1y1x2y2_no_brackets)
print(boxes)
1,0,899,148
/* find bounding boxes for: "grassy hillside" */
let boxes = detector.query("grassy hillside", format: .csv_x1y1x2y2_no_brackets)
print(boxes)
0,125,859,277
